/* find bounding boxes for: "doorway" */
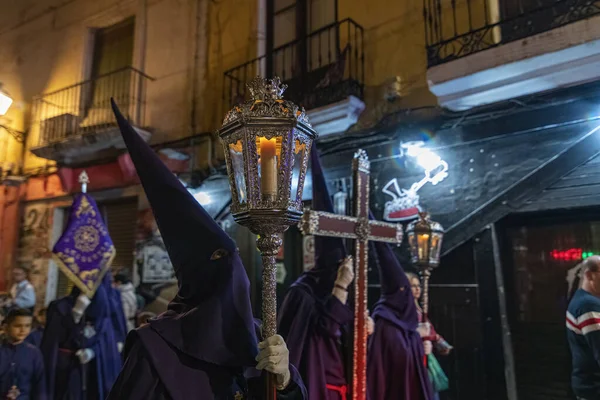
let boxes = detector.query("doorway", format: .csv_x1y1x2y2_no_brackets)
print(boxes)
500,210,600,400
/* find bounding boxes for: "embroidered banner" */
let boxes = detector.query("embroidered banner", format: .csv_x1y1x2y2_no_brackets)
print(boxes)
52,193,116,297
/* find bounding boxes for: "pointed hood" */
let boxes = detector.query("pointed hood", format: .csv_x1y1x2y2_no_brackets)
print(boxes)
371,221,418,331
112,100,257,367
293,148,346,299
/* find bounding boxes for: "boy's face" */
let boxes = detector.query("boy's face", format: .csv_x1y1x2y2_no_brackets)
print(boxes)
12,268,26,283
7,316,32,343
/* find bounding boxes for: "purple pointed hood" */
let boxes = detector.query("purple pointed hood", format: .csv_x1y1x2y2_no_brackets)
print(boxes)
293,148,346,299
371,236,418,331
112,100,257,367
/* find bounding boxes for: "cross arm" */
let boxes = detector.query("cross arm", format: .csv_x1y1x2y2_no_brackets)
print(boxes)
299,210,403,244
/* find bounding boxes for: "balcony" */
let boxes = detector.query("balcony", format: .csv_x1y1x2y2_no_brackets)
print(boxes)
424,0,600,111
223,18,366,136
31,67,153,165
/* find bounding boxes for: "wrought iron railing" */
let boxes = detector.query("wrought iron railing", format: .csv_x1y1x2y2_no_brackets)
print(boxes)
424,0,600,66
224,18,364,111
32,67,152,146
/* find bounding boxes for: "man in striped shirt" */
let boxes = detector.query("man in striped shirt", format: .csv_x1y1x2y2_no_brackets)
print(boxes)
567,256,600,400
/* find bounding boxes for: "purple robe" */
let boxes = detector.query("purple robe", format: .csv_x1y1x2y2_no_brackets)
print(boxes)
105,274,128,345
367,242,434,400
278,148,351,399
40,283,121,400
0,340,46,400
278,286,352,400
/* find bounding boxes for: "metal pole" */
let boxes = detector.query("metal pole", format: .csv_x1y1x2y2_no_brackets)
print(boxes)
256,233,282,400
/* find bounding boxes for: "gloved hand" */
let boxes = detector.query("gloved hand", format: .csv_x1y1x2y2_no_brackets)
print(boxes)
72,294,91,323
423,340,433,355
256,335,291,390
417,322,431,338
334,256,354,289
367,315,375,336
117,342,124,353
75,348,95,365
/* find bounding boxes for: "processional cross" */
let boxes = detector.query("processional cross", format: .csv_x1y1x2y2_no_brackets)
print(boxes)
300,149,403,400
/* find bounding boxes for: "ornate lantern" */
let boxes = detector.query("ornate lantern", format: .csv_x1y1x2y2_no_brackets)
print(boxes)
217,76,317,397
406,212,444,316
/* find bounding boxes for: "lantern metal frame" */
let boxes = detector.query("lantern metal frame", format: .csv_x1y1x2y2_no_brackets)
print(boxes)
406,212,444,317
217,76,317,399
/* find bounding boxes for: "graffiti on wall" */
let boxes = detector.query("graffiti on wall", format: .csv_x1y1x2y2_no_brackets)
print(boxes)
16,204,53,309
135,208,175,283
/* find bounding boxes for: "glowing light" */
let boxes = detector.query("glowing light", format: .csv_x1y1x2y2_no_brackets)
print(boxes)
0,88,13,116
194,191,212,205
549,248,596,261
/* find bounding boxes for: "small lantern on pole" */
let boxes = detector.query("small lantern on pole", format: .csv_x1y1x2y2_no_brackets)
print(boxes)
406,212,444,318
217,76,317,398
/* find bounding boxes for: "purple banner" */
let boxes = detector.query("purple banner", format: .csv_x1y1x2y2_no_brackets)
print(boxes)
52,193,116,297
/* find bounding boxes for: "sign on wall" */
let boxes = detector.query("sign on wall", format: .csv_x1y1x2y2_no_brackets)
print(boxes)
383,142,449,222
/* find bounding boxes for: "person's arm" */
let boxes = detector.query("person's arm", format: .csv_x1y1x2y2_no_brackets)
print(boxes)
31,349,47,400
577,304,600,366
14,284,35,309
315,295,353,337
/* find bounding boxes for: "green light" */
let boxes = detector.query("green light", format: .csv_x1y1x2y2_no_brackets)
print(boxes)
584,252,595,259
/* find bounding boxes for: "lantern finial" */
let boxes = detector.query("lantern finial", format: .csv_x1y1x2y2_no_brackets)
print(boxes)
247,76,288,101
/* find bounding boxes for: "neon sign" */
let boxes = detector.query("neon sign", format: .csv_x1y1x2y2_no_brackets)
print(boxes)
550,248,596,261
383,141,449,222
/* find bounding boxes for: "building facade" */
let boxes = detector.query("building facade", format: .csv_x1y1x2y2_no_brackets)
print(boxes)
2,0,600,398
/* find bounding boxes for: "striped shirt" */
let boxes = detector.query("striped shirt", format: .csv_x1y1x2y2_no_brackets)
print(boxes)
567,289,600,399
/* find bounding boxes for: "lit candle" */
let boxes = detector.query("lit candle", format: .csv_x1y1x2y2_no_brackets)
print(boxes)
260,137,278,199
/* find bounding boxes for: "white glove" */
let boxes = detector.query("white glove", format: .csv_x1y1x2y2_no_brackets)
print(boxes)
117,342,124,353
256,335,291,390
367,315,375,336
417,322,431,338
423,340,433,355
72,295,91,323
334,256,354,289
75,348,95,365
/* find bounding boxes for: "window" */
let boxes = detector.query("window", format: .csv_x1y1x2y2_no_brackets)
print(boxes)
267,0,337,80
83,17,135,127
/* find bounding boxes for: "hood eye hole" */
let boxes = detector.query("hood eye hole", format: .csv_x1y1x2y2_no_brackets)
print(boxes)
211,249,228,260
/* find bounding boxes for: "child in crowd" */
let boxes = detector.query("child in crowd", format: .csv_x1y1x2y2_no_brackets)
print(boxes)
0,308,46,400
25,308,46,348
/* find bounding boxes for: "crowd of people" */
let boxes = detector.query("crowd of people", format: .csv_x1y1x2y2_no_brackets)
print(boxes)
0,102,453,399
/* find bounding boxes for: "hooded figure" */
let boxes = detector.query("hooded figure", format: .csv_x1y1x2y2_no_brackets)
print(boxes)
277,149,354,400
107,100,306,400
367,241,434,400
41,279,122,400
105,273,129,352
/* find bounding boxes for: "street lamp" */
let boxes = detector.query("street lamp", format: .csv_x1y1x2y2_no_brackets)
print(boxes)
0,85,13,116
217,76,317,398
406,212,444,317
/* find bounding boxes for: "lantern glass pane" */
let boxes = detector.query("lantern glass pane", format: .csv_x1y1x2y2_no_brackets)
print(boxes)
417,232,431,262
290,139,307,202
430,231,443,263
228,140,247,204
408,231,419,261
257,136,283,201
